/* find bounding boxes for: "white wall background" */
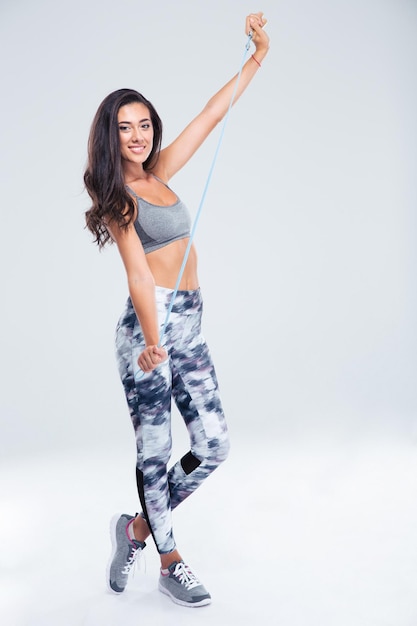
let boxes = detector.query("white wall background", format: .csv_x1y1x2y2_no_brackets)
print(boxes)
1,0,415,459
1,2,417,625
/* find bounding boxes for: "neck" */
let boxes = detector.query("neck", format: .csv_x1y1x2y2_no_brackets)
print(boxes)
122,162,148,184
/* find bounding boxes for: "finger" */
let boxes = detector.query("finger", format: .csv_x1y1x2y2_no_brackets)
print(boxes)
140,360,155,373
246,14,261,35
249,12,263,25
257,11,267,26
249,13,268,36
139,350,153,370
254,11,267,25
149,347,163,364
154,345,168,360
138,358,149,372
249,16,264,33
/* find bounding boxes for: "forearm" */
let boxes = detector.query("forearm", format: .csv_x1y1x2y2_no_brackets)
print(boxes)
203,14,269,122
128,276,161,346
204,52,267,121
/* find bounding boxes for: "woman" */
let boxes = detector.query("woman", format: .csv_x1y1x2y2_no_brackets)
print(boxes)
84,12,269,608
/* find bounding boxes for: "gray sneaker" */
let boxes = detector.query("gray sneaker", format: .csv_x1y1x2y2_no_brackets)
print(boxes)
158,560,211,607
107,513,146,593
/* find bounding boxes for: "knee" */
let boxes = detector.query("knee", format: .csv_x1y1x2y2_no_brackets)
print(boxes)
137,439,172,472
200,432,230,468
181,433,230,478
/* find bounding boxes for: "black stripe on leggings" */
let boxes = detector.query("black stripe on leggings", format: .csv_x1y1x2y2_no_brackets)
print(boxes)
181,450,201,475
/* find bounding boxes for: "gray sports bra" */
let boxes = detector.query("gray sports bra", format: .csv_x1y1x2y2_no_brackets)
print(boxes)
126,177,191,254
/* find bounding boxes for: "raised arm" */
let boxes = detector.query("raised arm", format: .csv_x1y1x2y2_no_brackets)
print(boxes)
154,12,270,182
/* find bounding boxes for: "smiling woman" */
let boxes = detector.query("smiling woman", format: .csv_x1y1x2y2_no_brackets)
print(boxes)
84,90,163,248
83,11,269,609
118,104,154,164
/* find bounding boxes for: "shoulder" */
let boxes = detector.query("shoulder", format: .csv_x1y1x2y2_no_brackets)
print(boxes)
107,217,145,261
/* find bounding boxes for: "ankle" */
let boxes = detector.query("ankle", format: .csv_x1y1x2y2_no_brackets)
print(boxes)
131,515,149,543
160,549,182,570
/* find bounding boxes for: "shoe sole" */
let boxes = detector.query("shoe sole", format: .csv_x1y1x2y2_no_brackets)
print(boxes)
158,581,211,607
106,513,125,594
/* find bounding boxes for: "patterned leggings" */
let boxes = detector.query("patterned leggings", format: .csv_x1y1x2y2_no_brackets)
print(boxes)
115,286,230,554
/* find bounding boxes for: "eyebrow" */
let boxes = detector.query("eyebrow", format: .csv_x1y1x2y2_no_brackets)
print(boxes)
118,118,151,124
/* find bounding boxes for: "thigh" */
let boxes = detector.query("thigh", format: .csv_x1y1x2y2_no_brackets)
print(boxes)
116,299,173,466
136,363,173,466
171,315,226,444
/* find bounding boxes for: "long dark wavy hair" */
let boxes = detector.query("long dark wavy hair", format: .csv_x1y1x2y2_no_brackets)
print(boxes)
84,88,163,247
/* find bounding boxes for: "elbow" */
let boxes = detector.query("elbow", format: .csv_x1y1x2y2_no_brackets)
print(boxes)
202,100,224,127
127,272,155,293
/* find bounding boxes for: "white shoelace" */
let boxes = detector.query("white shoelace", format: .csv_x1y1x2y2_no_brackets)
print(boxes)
122,546,141,575
173,562,201,590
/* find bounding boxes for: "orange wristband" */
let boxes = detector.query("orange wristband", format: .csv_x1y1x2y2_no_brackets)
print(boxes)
251,54,261,68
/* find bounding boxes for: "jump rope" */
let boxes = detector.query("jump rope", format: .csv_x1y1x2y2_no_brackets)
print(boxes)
135,31,254,381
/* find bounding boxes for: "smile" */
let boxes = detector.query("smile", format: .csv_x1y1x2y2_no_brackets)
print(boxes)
129,146,145,153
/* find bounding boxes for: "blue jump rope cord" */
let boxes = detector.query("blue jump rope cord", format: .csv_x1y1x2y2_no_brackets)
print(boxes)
135,34,253,380
157,33,253,348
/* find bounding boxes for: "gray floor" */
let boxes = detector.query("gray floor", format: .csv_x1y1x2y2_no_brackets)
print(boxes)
2,436,417,626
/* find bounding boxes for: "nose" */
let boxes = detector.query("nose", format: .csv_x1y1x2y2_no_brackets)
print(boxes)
131,127,144,143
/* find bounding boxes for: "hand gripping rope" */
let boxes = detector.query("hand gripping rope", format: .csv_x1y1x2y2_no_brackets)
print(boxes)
135,32,253,381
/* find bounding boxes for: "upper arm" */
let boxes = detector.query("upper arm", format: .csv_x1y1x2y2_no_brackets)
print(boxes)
155,103,220,181
107,214,161,346
107,219,153,287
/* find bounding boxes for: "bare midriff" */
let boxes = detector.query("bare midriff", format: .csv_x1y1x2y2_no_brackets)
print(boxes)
146,238,199,291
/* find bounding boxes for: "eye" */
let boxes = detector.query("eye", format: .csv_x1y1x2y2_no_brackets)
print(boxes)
141,123,151,130
118,125,130,132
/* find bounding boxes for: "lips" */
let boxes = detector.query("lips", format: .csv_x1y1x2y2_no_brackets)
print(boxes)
129,145,145,154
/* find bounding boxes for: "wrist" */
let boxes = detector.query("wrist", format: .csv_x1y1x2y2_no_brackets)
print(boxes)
145,335,160,348
251,54,262,68
253,45,269,64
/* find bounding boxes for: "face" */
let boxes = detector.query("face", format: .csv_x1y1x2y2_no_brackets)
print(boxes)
117,102,154,166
